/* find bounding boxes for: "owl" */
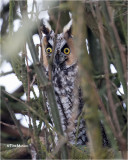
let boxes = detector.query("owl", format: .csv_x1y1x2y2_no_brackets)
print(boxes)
40,19,88,145
40,20,110,147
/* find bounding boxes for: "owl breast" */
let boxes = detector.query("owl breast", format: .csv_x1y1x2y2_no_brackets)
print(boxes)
52,61,88,145
52,62,78,131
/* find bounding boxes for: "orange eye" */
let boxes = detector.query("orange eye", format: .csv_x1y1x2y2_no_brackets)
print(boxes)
46,47,52,54
63,48,70,55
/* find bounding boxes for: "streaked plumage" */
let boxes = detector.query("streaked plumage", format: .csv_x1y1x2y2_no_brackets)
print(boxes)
41,20,87,145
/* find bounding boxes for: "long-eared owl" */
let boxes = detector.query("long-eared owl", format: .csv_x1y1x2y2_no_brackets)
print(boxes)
40,19,87,145
40,18,111,148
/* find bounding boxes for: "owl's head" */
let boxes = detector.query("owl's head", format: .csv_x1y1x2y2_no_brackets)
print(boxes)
40,20,77,69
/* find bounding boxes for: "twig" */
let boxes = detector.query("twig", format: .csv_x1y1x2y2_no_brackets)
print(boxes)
70,1,108,159
9,0,14,35
0,71,14,77
114,11,128,18
106,1,126,81
31,0,35,19
96,3,121,136
2,122,30,137
30,144,37,160
93,82,117,140
111,81,125,99
90,2,96,18
2,90,65,141
101,1,127,96
2,90,48,128
1,146,29,159
96,3,127,158
30,74,37,88
50,136,67,158
93,73,117,79
0,121,17,129
27,33,68,159
39,6,60,12
24,46,30,102
55,11,61,34
3,98,26,144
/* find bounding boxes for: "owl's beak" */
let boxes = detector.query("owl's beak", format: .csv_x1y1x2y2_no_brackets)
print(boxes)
55,53,60,64
55,53,67,65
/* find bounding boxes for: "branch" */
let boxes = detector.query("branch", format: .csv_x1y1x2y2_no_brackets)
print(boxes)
1,146,29,159
1,122,30,137
0,121,16,129
101,1,127,96
0,71,14,77
93,73,117,80
96,3,127,158
9,0,14,35
27,35,68,159
3,98,27,144
70,2,109,159
2,90,66,142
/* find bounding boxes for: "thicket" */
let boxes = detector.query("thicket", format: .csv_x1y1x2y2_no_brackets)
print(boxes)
0,0,127,159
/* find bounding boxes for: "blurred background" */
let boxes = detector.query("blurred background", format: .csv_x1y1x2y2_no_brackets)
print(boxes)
0,0,127,159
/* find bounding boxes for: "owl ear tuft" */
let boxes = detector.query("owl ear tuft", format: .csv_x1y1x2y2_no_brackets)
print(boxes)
63,19,72,38
40,19,52,35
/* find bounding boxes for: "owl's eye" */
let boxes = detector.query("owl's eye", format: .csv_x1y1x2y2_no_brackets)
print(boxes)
46,47,52,54
63,48,70,55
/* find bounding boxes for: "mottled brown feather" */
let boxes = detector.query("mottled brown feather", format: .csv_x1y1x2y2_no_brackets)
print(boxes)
66,38,77,66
